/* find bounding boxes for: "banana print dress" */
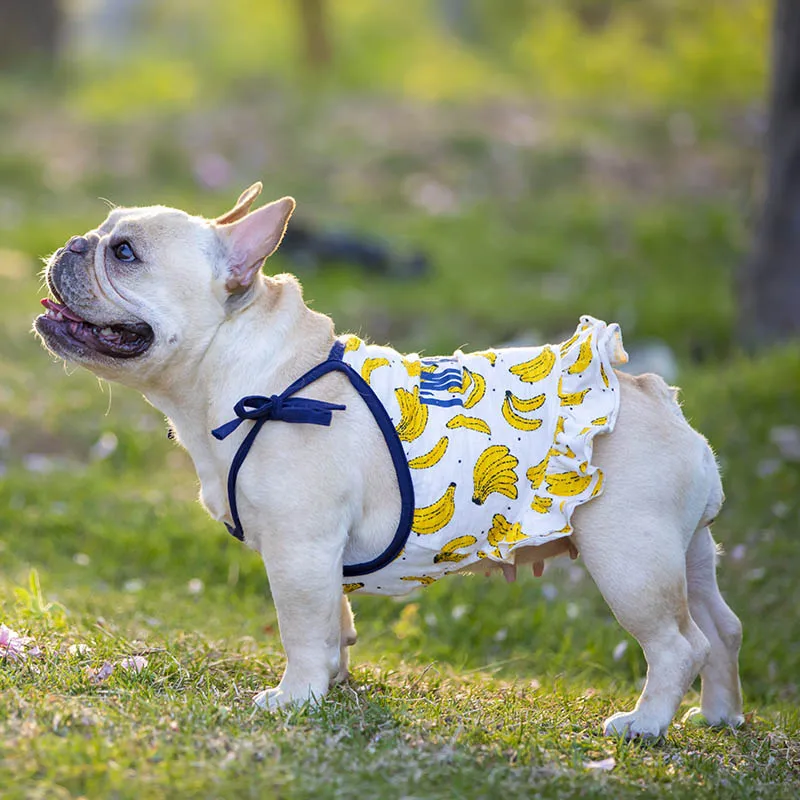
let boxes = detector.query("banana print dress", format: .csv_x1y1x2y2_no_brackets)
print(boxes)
336,316,628,596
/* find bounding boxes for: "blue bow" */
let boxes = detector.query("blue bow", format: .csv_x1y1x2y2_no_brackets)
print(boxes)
212,394,346,441
211,385,346,542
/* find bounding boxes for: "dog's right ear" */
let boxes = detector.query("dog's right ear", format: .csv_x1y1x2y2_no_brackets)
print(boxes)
215,182,264,225
216,196,296,293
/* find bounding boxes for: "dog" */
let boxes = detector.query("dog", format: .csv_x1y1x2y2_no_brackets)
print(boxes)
34,183,744,738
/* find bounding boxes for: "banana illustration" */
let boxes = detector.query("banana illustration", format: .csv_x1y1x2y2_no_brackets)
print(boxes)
343,582,365,594
601,362,610,388
472,445,519,505
591,470,604,497
558,377,590,407
468,349,497,366
487,513,527,547
559,331,580,356
556,416,565,436
567,335,593,375
402,356,422,377
526,454,550,489
531,495,553,514
447,414,492,435
509,347,556,383
502,392,543,432
408,436,449,469
412,482,457,534
545,465,593,497
433,534,478,563
395,386,429,442
400,575,435,585
344,335,362,353
507,390,546,413
361,357,390,384
448,368,472,395
463,368,486,409
592,415,608,426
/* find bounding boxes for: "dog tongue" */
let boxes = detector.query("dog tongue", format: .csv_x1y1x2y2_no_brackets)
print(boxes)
41,298,86,322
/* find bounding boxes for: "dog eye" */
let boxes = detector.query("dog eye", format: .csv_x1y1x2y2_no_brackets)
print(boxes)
113,241,137,262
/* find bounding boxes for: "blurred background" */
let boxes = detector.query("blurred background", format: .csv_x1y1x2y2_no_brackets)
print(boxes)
0,0,798,708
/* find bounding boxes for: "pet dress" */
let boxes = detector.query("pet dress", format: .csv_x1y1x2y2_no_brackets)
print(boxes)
213,316,628,597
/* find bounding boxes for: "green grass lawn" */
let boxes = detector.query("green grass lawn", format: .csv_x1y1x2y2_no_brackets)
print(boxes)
0,28,798,790
1,180,799,796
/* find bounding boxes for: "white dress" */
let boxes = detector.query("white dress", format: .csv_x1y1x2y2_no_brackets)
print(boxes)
336,316,628,596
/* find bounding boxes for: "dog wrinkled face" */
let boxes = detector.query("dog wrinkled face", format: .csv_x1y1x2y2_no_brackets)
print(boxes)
34,184,295,386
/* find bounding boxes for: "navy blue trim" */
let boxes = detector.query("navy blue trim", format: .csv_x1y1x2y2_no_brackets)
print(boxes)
327,340,415,578
212,337,415,581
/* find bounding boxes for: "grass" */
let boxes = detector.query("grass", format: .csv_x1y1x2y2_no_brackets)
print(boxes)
1,14,798,790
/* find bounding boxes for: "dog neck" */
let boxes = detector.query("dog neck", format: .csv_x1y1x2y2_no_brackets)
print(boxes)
144,272,336,523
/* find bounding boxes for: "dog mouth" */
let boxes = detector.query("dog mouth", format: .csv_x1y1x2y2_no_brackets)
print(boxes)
37,297,154,359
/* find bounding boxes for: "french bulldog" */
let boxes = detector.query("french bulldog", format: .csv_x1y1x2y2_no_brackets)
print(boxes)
34,183,744,738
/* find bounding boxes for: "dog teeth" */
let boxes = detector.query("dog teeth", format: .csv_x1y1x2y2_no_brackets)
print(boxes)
100,328,113,336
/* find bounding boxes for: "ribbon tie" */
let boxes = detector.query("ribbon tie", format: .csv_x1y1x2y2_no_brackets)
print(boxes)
212,394,346,441
212,385,346,541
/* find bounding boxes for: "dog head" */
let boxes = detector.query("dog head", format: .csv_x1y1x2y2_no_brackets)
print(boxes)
34,183,295,385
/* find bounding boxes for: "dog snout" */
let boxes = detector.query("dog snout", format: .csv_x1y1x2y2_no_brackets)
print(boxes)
67,236,89,254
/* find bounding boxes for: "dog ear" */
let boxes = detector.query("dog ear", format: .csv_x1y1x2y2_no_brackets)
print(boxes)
215,182,264,225
217,196,296,292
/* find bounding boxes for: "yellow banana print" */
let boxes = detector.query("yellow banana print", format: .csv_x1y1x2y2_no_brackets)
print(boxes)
402,356,422,377
472,445,519,505
601,362,610,388
408,436,449,470
412,482,457,535
558,377,591,407
591,470,604,497
567,335,593,375
592,416,608,426
507,390,546,413
526,454,550,489
343,582,365,594
509,347,556,383
463,368,486,409
487,513,527,547
531,495,553,513
395,386,429,442
559,331,580,355
448,369,472,395
469,349,497,366
502,392,543,431
545,466,593,497
447,414,492,435
361,357,390,384
400,575,435,585
433,534,478,563
344,335,362,353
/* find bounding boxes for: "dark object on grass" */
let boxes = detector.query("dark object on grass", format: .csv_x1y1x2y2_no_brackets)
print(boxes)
280,223,428,279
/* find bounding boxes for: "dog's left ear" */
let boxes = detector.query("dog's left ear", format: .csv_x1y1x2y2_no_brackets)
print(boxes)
215,182,263,225
216,196,296,292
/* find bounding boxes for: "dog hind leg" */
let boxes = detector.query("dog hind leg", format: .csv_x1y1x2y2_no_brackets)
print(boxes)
333,594,358,684
683,525,744,727
576,517,711,739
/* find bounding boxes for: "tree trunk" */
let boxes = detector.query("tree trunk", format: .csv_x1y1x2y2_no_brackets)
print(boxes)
739,0,800,346
298,0,331,71
0,0,62,70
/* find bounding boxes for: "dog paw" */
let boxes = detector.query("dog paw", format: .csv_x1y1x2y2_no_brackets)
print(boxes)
253,684,324,711
681,706,745,729
603,711,667,740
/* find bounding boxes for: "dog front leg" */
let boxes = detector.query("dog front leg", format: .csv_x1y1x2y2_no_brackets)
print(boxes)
254,542,345,711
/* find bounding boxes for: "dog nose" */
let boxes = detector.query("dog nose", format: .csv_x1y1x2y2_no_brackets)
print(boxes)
67,236,89,254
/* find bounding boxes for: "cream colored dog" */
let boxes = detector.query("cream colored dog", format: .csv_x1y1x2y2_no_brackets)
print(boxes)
34,184,743,739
